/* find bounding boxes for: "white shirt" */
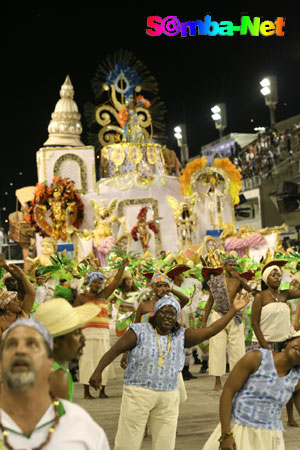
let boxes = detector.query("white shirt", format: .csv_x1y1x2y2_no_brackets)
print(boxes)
0,399,110,449
252,302,292,343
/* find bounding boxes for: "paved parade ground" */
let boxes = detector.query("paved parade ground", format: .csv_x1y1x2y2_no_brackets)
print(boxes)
73,362,300,449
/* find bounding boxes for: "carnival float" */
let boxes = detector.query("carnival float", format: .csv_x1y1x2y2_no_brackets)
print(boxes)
8,49,285,273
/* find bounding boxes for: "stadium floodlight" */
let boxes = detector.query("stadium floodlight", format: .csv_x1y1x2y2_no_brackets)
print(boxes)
259,76,278,126
210,103,227,139
174,124,189,164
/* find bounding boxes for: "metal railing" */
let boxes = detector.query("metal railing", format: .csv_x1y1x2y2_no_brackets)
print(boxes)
241,152,300,191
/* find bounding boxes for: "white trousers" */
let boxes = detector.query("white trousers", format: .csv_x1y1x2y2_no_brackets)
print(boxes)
79,328,115,385
208,311,245,376
114,385,180,450
203,421,285,450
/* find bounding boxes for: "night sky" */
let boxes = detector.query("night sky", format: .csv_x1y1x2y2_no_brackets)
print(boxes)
3,7,300,229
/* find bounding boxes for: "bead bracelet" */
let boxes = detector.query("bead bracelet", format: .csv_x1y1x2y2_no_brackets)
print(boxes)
218,430,233,442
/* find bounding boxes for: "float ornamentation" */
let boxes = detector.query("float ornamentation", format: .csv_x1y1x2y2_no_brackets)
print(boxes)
180,157,242,206
179,156,207,196
84,49,166,149
166,195,197,249
72,199,130,266
131,206,159,253
212,158,242,206
25,177,84,241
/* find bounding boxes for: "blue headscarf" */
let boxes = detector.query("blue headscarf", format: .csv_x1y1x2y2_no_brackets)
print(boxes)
5,318,54,351
86,272,106,285
154,295,181,318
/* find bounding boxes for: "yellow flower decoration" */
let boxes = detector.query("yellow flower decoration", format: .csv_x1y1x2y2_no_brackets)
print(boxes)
213,158,242,205
179,156,207,196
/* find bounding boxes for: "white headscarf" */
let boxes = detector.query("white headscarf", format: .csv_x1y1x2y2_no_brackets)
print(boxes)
262,265,281,285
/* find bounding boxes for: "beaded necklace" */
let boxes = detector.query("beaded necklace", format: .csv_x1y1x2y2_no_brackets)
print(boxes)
0,397,60,450
268,289,281,302
154,328,172,367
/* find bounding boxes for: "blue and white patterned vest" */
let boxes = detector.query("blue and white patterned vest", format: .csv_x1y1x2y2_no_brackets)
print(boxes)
232,348,300,430
124,322,185,391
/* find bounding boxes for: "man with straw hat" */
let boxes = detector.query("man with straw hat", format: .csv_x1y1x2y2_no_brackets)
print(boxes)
0,318,110,449
90,291,251,450
35,297,100,401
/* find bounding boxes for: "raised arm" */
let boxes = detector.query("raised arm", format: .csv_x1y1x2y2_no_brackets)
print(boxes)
0,255,26,299
134,302,146,323
8,264,35,315
251,293,270,349
219,350,261,449
286,288,300,300
89,328,137,389
231,270,252,292
169,285,190,308
99,258,128,299
184,292,251,347
202,291,214,328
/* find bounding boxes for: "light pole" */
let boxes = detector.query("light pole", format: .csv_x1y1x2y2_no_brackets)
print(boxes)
211,103,227,139
259,76,278,127
174,124,189,164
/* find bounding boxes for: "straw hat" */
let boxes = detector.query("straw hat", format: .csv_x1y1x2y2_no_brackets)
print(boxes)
35,297,101,337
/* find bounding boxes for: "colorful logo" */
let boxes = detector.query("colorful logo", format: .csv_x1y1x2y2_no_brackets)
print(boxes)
146,16,285,37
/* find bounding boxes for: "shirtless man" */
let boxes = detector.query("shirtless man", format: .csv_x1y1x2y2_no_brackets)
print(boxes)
202,258,252,390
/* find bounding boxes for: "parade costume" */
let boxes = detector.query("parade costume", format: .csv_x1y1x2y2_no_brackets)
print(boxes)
78,272,115,386
139,272,187,402
203,348,300,450
114,296,185,450
251,302,292,349
249,261,295,353
208,274,245,376
79,300,115,386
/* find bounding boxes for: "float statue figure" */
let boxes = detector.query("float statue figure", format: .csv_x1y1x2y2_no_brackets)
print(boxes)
131,207,159,253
